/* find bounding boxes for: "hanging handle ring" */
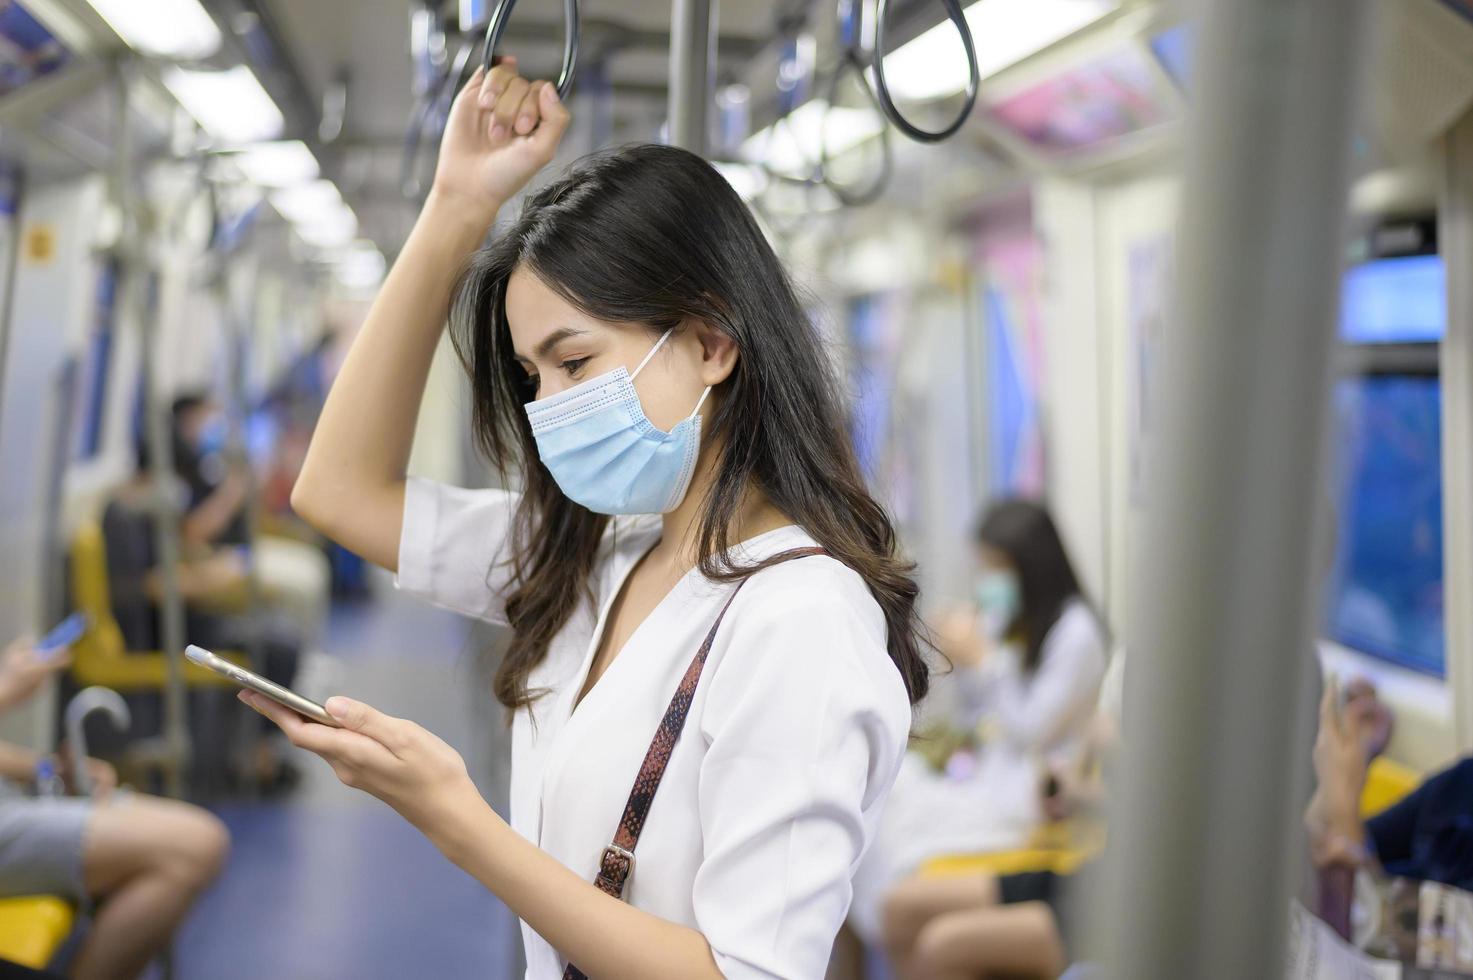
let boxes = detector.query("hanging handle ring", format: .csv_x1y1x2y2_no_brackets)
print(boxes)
481,0,580,102
871,0,979,143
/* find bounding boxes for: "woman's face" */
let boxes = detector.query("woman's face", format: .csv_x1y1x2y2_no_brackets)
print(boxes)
974,544,1023,625
505,265,733,433
977,544,1015,579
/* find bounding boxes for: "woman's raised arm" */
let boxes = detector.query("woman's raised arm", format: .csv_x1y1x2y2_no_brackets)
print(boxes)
290,62,569,569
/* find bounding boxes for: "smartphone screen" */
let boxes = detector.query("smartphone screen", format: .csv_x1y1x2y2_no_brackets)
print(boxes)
36,613,87,656
185,645,339,727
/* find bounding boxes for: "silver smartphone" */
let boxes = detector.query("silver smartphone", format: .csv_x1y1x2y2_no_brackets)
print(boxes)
185,644,339,727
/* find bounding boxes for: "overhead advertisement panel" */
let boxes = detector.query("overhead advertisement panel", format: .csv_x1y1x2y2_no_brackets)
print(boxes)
0,3,68,96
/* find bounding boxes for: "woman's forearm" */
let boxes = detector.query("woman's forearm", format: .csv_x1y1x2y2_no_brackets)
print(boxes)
0,741,39,781
291,191,500,569
432,791,722,980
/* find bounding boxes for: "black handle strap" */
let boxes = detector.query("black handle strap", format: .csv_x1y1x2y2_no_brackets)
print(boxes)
481,0,580,101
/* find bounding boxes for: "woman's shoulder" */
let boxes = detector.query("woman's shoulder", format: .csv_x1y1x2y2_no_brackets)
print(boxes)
702,543,913,747
716,542,906,701
736,543,884,631
1044,598,1109,662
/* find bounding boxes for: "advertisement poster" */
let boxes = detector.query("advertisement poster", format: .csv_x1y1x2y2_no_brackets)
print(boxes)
976,214,1046,499
0,2,67,95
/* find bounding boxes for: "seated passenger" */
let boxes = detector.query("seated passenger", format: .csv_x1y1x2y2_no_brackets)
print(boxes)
849,500,1108,944
0,636,227,980
877,662,1120,980
1300,678,1465,941
169,393,330,643
102,447,302,789
168,393,250,553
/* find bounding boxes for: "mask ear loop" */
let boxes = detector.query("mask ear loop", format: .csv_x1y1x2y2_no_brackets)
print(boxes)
688,386,712,420
629,327,712,421
630,328,676,381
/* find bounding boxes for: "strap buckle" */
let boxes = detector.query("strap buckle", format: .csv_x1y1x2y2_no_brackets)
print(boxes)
596,843,636,897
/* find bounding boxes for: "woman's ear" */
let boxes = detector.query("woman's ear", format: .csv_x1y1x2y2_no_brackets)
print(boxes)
691,319,738,386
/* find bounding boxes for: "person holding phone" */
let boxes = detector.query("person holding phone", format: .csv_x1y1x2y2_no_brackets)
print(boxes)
248,60,927,979
0,636,228,980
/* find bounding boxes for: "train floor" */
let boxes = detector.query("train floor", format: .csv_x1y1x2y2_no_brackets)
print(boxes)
172,579,522,980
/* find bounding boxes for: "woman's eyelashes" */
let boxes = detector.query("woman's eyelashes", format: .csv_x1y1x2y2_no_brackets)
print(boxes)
520,357,589,399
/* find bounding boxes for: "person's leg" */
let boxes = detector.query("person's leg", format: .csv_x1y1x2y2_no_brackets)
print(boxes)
826,921,868,980
882,873,999,980
910,902,1066,980
69,796,228,980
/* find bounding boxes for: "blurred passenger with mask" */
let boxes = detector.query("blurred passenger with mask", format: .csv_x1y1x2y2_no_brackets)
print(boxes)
100,427,302,791
847,500,1108,948
170,394,250,552
170,392,330,644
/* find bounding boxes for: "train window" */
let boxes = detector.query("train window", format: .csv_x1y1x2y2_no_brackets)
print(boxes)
846,292,903,485
1325,374,1444,676
983,285,1044,496
1150,23,1193,91
1339,255,1446,345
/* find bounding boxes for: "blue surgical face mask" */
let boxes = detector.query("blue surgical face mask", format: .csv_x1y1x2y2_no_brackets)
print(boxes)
974,570,1022,637
525,329,711,515
195,414,227,457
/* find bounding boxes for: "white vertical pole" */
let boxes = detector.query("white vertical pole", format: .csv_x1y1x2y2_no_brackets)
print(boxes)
668,0,716,154
1095,0,1373,975
1442,112,1473,752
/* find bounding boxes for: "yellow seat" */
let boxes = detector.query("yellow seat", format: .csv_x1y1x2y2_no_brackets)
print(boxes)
920,819,1106,879
1361,755,1422,818
0,896,74,969
920,758,1422,882
69,521,249,691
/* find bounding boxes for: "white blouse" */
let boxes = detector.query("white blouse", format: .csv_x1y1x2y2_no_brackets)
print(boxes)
396,477,914,980
953,599,1107,769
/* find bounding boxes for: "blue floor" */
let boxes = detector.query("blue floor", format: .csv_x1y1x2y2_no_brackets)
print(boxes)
173,586,521,980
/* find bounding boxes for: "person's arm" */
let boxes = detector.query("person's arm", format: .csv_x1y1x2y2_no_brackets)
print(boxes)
987,614,1107,751
242,693,725,980
242,576,908,979
290,60,570,570
0,639,70,713
933,605,1003,726
1305,682,1383,938
0,741,39,782
180,468,248,549
142,551,248,603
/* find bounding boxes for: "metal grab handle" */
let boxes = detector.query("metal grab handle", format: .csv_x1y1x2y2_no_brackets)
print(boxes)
480,0,580,101
870,0,979,143
819,2,893,207
64,687,131,797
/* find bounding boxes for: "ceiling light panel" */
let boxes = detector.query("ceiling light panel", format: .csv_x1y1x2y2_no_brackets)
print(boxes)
84,0,222,59
882,0,1116,102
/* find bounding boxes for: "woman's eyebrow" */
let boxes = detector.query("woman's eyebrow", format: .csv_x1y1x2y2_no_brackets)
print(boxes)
515,326,588,363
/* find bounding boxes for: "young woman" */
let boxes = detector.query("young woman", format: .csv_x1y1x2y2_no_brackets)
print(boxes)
943,500,1107,762
847,499,1107,950
248,61,928,979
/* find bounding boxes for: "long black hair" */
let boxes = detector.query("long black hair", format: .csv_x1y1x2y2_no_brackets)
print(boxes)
449,143,930,713
977,499,1085,673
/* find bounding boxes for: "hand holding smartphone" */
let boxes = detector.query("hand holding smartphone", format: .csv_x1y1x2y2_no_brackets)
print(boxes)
185,645,339,727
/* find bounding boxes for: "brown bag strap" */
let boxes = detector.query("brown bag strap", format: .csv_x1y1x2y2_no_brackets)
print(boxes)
562,546,827,980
